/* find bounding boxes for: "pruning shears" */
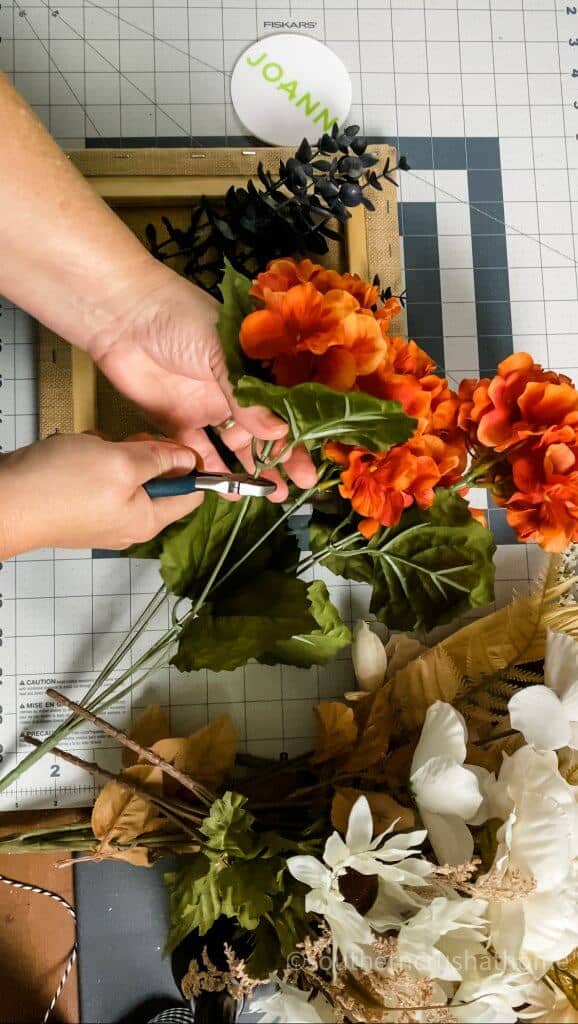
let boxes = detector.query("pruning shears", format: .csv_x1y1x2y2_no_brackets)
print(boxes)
143,470,276,499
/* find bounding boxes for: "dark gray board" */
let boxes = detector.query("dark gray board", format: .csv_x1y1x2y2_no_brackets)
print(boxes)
75,859,183,1024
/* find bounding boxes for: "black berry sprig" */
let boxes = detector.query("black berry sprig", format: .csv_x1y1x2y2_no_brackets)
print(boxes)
145,125,410,298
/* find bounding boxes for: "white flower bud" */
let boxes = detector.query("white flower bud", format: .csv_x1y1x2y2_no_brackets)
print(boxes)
352,620,387,692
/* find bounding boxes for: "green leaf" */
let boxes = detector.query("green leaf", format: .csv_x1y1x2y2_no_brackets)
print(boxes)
218,858,281,930
125,534,164,561
246,919,281,979
217,259,253,383
165,791,314,967
164,853,221,952
311,490,496,632
201,792,261,860
260,580,351,667
173,570,316,672
246,890,309,979
131,491,298,598
235,376,416,453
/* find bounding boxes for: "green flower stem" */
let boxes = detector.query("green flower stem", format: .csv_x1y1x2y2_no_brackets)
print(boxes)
0,585,170,794
190,496,252,616
211,467,330,596
85,628,179,714
92,644,177,718
0,442,331,797
458,453,504,488
295,533,361,577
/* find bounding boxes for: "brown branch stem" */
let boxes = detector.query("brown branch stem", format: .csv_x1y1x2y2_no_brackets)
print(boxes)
22,735,200,840
46,688,215,807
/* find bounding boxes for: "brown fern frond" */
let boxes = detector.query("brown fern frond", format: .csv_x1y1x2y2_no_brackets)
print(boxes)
503,667,544,684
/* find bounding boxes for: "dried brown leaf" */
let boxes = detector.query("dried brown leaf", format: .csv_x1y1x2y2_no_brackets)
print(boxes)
390,558,578,735
95,842,156,867
312,702,357,764
91,764,165,846
152,714,237,790
332,786,414,835
446,559,577,676
390,646,463,732
343,688,391,772
550,949,578,1014
466,742,502,774
123,705,171,767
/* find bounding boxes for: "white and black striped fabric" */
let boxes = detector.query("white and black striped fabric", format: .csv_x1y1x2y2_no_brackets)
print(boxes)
147,1010,195,1024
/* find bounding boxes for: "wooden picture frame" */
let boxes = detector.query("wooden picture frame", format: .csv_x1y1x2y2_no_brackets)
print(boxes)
38,144,404,439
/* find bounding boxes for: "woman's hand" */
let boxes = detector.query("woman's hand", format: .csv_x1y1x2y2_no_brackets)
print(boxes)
0,434,204,558
0,75,316,502
91,268,317,503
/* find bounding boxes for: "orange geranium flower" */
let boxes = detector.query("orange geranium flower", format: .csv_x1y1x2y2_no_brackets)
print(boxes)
360,369,432,429
325,439,443,538
505,440,578,552
359,361,461,440
458,353,578,452
249,257,380,309
388,336,436,377
375,298,402,333
240,276,387,390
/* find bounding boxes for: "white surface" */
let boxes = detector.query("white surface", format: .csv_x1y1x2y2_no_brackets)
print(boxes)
0,0,574,809
231,33,351,145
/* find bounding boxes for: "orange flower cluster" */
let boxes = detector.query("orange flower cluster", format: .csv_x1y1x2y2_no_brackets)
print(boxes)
241,258,468,539
325,437,450,539
241,261,578,551
459,353,578,552
240,258,398,391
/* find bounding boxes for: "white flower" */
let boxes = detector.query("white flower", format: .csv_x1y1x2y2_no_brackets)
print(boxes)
488,879,578,968
508,630,578,750
351,620,388,692
490,746,578,892
410,702,489,865
522,979,578,1023
395,895,489,982
483,745,578,967
287,796,430,963
249,981,335,1023
285,850,373,965
452,960,543,1024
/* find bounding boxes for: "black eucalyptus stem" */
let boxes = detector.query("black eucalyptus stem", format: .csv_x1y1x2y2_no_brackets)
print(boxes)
145,124,409,295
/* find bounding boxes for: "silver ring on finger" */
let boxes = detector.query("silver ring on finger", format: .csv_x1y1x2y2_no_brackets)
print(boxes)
214,417,236,434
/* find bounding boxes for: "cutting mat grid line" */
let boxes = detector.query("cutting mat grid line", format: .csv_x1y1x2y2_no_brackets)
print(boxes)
0,0,573,807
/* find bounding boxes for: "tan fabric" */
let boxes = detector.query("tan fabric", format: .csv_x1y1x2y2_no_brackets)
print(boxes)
38,145,403,439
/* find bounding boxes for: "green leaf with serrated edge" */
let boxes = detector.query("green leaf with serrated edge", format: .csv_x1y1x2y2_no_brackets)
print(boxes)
311,490,496,632
218,858,281,929
172,570,316,672
234,376,416,452
246,888,309,979
164,853,221,952
201,792,261,860
138,491,298,598
165,792,311,960
260,580,351,667
217,259,253,383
